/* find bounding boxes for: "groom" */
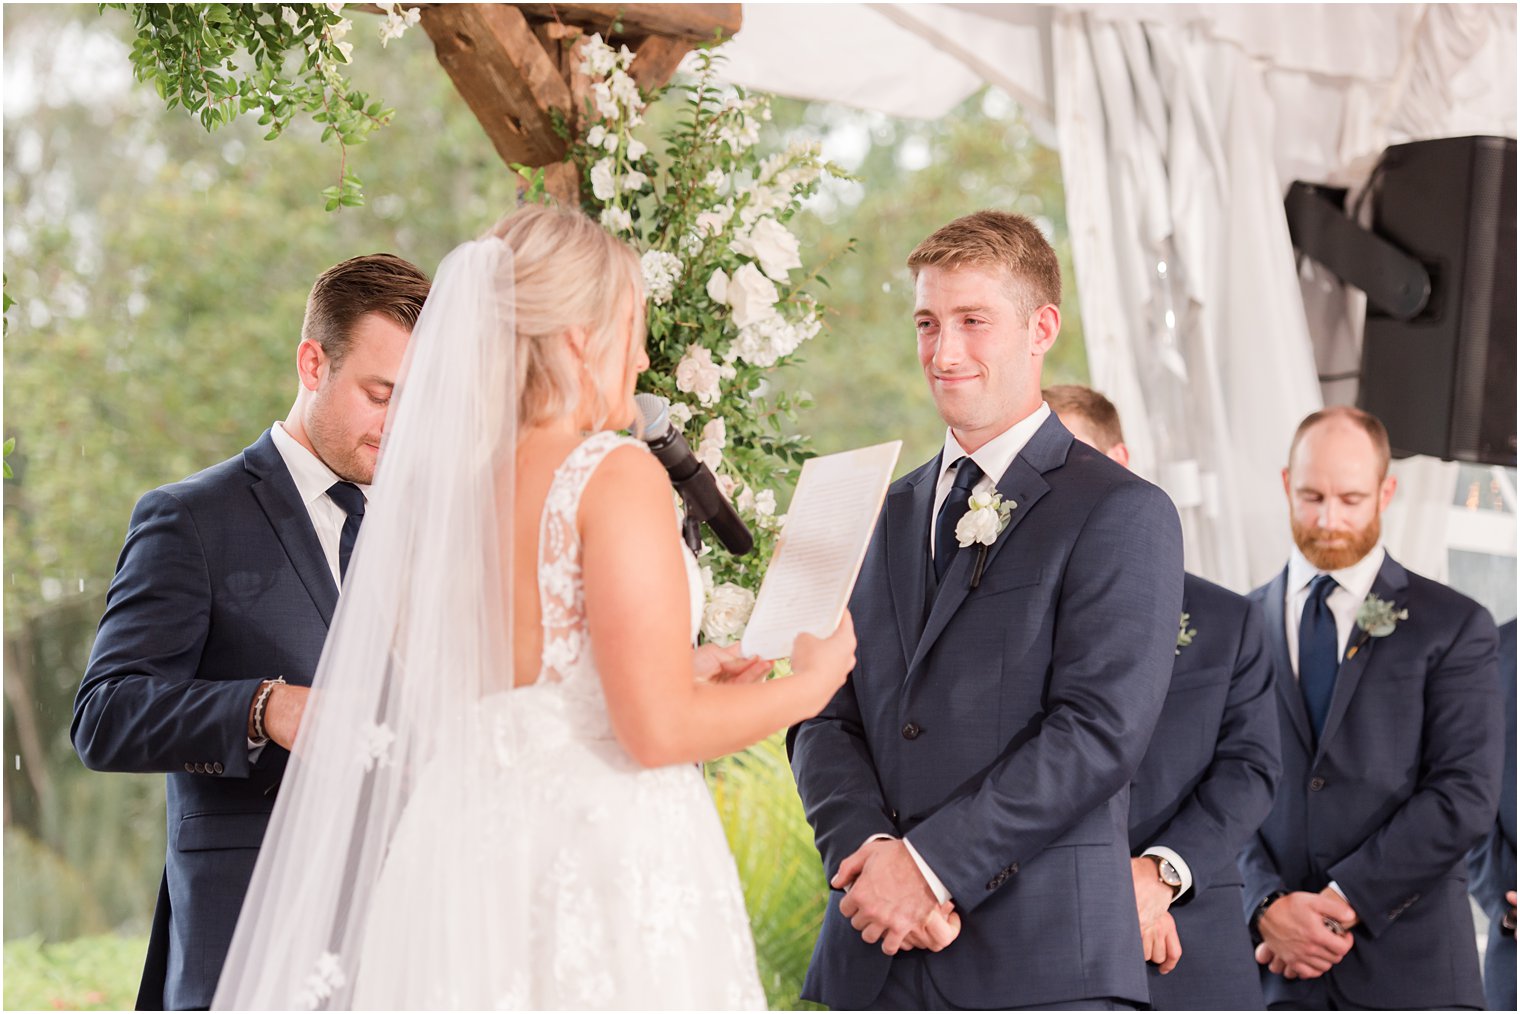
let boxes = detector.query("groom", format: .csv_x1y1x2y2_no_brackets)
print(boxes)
71,253,430,1010
791,210,1184,1009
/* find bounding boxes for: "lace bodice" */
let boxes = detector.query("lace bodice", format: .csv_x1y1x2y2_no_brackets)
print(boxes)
519,432,702,742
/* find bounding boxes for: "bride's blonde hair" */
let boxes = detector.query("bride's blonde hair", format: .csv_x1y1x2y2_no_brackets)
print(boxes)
487,205,643,429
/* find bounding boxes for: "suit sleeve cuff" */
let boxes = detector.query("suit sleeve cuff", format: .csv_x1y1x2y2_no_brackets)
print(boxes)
1142,844,1193,898
903,836,953,904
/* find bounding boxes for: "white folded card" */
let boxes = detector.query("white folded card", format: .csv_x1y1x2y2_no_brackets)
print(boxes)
740,440,902,660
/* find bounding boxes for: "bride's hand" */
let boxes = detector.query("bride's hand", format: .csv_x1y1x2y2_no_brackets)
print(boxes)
693,642,773,685
790,610,857,708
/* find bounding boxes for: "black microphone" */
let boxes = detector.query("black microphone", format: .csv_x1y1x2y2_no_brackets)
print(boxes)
634,393,754,556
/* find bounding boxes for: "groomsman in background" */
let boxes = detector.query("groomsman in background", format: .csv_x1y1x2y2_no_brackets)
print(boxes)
1469,618,1516,1011
1241,405,1501,1010
1047,385,1281,1010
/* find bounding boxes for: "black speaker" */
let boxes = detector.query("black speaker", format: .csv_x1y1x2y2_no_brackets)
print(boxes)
1358,135,1516,466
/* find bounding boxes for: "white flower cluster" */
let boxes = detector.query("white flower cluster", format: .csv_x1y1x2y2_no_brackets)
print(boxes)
715,91,770,154
675,344,736,407
576,34,649,235
376,2,421,47
696,417,726,472
700,565,756,645
640,250,682,306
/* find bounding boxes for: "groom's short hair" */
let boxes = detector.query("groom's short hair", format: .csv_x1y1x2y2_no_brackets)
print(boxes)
302,253,432,367
907,210,1062,312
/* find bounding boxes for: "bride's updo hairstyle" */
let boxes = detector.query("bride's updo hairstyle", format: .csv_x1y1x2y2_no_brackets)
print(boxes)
488,204,643,429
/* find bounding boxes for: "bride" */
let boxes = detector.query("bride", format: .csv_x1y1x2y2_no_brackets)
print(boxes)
212,205,858,1010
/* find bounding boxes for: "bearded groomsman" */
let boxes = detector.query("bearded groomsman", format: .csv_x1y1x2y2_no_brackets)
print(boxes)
1241,405,1501,1010
1047,385,1280,1010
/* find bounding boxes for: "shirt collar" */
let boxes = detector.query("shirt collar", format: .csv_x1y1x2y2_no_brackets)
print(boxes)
270,421,368,508
1287,541,1386,603
937,402,1052,488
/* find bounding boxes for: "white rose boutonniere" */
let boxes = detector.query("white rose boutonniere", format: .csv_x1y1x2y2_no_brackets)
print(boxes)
955,490,1015,588
1347,593,1408,659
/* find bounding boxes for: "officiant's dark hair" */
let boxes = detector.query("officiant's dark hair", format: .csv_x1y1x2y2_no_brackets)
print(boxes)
908,210,1062,312
1043,385,1125,451
302,253,432,367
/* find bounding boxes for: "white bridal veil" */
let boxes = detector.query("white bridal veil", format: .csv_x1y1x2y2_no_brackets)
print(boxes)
214,237,520,1009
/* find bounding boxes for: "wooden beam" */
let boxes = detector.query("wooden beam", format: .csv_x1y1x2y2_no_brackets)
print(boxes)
420,3,573,167
512,4,741,43
626,34,695,93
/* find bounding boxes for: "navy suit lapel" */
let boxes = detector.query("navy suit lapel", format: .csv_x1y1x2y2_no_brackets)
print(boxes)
1316,554,1411,759
885,457,939,670
243,430,338,626
905,415,1065,683
1261,568,1314,753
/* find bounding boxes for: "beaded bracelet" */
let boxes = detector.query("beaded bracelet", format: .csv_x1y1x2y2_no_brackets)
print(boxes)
250,676,287,746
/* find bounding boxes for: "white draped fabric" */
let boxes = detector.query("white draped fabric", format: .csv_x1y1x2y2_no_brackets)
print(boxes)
720,3,1516,592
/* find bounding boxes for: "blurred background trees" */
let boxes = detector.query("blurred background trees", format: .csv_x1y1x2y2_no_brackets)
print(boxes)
2,4,1084,1007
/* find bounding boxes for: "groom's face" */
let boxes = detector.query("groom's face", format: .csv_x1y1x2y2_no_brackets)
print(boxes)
914,264,1055,451
304,312,412,485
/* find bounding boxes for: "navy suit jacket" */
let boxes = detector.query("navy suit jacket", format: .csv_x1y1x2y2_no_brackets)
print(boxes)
791,414,1184,1009
1128,573,1280,1010
1241,554,1502,1009
1468,618,1516,1011
72,430,334,1010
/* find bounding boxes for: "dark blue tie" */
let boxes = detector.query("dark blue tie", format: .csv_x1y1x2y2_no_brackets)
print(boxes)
1298,573,1340,741
327,481,366,582
934,458,984,583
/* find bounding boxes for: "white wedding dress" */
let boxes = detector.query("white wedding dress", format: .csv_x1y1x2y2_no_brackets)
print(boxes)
348,432,767,1010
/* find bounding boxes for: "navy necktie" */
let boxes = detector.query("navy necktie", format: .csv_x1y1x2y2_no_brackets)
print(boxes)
934,458,984,583
327,481,366,582
1298,573,1340,741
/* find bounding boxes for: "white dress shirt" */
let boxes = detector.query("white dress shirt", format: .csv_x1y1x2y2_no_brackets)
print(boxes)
865,404,1052,905
1281,542,1386,908
270,421,370,588
1283,544,1387,677
250,423,368,757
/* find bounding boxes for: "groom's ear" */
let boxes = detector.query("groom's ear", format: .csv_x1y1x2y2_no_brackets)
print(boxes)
296,338,329,392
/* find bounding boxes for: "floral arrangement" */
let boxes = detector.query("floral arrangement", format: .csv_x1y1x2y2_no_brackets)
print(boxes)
955,490,1015,588
1175,612,1197,655
1347,593,1408,659
568,37,845,644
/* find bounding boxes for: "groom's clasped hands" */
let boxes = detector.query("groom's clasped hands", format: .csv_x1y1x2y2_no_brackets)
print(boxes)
832,838,962,956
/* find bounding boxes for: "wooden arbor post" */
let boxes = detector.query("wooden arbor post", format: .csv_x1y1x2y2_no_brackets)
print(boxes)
411,3,743,203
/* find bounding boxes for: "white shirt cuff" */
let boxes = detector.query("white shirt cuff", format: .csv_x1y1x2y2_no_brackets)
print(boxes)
1142,845,1193,899
248,737,266,763
1326,880,1348,902
862,834,952,904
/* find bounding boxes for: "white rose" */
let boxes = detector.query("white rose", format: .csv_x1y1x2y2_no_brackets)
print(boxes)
675,344,723,406
702,582,755,645
955,507,1002,548
695,203,734,238
599,206,632,233
706,269,728,304
701,417,726,449
754,489,776,518
732,217,802,282
724,262,780,330
627,138,647,161
667,401,693,428
590,158,616,201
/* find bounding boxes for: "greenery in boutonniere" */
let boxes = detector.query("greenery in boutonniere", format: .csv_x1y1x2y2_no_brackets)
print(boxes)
1347,593,1408,659
1175,612,1197,655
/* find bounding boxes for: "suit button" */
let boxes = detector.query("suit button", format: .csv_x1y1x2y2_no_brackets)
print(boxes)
183,763,195,773
212,762,224,775
901,722,922,740
1309,776,1326,791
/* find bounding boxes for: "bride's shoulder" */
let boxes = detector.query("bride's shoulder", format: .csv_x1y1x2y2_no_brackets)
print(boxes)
579,437,668,522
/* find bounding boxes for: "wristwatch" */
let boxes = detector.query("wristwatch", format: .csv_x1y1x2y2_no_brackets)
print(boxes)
1156,857,1183,896
1250,890,1290,943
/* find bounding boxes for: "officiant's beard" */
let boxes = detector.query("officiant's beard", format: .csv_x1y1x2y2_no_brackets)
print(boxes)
1292,513,1381,571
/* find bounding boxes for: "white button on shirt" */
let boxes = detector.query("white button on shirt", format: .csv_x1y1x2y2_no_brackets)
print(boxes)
269,421,370,588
